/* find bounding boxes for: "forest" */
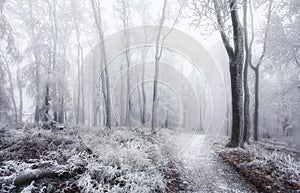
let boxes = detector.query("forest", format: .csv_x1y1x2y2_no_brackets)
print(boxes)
0,0,299,192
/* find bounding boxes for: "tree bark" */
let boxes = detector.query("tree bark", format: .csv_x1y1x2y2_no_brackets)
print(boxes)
91,0,113,128
250,0,272,141
243,0,250,144
151,0,167,133
253,67,259,141
214,0,245,147
0,50,18,122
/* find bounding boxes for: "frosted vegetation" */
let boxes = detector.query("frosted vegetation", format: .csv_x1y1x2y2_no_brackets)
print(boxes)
0,124,176,192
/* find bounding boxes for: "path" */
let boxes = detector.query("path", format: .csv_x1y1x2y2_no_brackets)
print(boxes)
171,132,256,192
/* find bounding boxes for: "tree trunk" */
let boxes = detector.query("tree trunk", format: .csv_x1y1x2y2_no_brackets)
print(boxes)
1,50,18,122
229,62,244,147
253,67,259,141
243,0,250,143
228,0,245,147
16,60,23,123
213,0,244,147
80,46,85,125
120,65,124,125
151,0,167,133
71,0,83,125
92,52,97,126
125,37,131,128
91,0,113,128
29,0,41,123
43,84,50,122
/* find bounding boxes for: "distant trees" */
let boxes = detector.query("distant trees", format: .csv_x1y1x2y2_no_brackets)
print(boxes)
0,0,21,123
188,0,299,145
259,0,300,141
248,0,273,141
91,0,113,128
114,0,133,128
2,0,73,125
1,0,298,145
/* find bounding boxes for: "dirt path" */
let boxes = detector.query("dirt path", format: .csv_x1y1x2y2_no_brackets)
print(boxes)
172,133,256,192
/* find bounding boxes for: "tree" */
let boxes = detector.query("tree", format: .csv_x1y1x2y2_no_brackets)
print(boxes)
91,0,113,128
135,0,151,126
0,0,21,123
114,0,132,127
242,0,251,143
151,0,168,133
71,0,85,125
249,0,273,141
213,0,245,147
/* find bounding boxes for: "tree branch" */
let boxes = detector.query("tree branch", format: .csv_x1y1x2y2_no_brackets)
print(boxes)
213,0,234,61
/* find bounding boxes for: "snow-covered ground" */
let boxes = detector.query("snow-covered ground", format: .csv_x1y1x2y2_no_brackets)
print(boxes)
1,125,298,192
172,133,256,192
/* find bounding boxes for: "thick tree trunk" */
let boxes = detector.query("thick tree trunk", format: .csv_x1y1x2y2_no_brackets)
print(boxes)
243,0,250,143
227,0,245,147
253,68,259,141
0,165,86,188
213,0,244,147
229,61,244,147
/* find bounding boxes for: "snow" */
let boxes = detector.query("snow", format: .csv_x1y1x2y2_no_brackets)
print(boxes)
171,133,256,192
2,125,298,192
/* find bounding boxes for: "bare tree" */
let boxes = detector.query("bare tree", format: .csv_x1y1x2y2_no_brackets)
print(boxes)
71,0,85,125
91,0,113,128
242,0,251,143
16,58,23,123
115,0,132,127
151,0,167,133
213,0,245,147
151,0,185,133
249,0,273,141
0,50,18,122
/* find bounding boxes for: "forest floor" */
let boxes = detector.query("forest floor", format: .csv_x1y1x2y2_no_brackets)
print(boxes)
0,124,299,192
219,139,300,193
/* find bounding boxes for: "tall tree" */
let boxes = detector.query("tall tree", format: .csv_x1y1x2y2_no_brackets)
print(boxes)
115,0,132,127
0,0,22,123
91,0,113,128
71,0,85,125
242,0,251,143
213,0,245,147
151,0,167,133
249,0,273,141
0,0,11,122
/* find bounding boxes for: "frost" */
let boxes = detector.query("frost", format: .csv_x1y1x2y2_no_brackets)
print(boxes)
20,181,36,193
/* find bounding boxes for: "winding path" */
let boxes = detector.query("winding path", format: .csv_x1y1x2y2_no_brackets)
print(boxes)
172,133,256,192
